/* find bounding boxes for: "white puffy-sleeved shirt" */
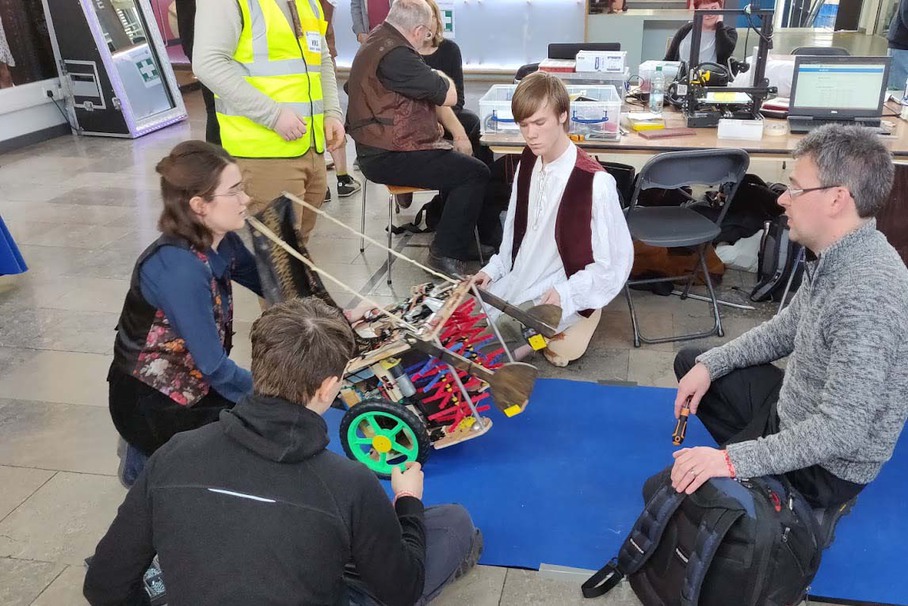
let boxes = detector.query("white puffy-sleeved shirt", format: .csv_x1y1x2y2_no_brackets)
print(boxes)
481,144,634,331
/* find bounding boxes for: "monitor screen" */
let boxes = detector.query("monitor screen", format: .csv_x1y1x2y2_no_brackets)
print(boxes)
790,58,889,117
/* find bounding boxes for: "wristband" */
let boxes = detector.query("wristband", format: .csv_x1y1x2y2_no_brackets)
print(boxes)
723,450,736,478
393,491,419,506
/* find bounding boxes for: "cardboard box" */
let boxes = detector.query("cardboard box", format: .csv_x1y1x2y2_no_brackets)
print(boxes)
717,118,764,141
539,59,575,73
575,51,626,73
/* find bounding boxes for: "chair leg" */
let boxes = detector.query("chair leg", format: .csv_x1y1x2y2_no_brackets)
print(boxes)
360,180,367,253
623,245,724,345
474,228,484,265
698,247,724,338
387,193,394,285
623,283,642,348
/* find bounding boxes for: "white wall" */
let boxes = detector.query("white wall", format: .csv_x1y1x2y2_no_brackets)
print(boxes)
331,0,587,72
0,79,70,148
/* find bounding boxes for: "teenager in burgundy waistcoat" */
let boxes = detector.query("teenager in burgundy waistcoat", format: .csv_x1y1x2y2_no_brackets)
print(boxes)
108,141,263,486
474,72,633,367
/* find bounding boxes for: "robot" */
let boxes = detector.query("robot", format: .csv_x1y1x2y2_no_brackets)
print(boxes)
246,193,561,477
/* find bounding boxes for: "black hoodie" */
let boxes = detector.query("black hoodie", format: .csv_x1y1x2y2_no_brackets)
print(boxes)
84,394,426,606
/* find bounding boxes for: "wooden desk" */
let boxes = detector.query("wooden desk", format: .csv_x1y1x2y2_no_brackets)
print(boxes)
481,104,908,180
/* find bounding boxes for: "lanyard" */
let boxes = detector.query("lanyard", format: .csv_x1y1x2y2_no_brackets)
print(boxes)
287,0,303,37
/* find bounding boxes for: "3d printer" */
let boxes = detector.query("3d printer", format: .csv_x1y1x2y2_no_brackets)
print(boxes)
678,6,775,128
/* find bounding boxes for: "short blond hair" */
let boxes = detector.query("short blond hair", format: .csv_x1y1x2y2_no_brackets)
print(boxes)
511,71,571,132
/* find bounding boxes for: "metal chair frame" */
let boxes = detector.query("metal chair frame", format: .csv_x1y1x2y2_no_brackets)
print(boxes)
359,180,437,285
623,149,750,346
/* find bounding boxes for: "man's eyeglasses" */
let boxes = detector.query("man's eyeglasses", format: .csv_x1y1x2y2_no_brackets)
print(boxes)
420,24,436,39
785,184,841,199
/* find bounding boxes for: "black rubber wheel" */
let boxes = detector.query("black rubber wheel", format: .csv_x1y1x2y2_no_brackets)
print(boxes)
339,399,432,478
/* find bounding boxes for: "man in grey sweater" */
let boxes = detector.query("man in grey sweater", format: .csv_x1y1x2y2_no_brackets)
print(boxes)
193,0,345,245
670,124,908,514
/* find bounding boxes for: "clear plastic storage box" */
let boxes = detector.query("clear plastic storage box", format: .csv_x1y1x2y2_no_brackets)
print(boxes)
480,84,623,140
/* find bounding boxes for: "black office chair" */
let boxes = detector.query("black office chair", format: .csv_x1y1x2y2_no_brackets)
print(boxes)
623,149,750,346
790,46,850,56
547,43,621,60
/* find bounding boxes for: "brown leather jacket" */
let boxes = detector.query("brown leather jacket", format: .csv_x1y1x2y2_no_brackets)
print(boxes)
346,23,448,152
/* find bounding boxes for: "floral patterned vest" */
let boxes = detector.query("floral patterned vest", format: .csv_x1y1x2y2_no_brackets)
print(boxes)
111,236,233,406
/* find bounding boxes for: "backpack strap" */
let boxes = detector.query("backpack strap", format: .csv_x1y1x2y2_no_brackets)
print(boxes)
680,507,745,606
389,201,434,235
582,483,685,598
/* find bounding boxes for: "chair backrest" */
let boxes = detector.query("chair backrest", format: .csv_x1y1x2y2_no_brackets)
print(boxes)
547,42,620,60
628,148,750,225
790,46,850,56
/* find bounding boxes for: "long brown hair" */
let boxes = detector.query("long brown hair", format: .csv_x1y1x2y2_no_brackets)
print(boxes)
155,140,234,250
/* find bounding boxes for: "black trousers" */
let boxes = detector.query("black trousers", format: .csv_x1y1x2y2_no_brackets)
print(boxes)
108,369,235,456
358,149,495,260
452,109,493,167
674,348,864,509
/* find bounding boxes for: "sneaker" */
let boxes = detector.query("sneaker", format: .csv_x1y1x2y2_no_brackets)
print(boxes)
814,496,858,549
143,555,168,606
337,175,362,198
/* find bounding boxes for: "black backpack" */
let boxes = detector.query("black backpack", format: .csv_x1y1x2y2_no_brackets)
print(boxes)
582,466,822,606
750,215,806,303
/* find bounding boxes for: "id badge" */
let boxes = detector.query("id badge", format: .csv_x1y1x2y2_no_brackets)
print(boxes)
306,31,321,54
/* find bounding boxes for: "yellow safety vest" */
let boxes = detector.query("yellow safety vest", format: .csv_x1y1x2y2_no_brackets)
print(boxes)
216,0,327,158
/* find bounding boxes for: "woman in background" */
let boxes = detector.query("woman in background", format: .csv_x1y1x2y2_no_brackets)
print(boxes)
420,0,493,166
665,0,737,69
108,140,262,485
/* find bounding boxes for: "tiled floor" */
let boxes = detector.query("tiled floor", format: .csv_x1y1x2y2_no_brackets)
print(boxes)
0,87,835,605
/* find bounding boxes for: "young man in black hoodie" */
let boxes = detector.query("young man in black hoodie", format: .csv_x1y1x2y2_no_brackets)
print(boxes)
84,297,481,606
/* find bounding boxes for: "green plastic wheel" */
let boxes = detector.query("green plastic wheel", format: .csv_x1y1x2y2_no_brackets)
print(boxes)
339,399,431,478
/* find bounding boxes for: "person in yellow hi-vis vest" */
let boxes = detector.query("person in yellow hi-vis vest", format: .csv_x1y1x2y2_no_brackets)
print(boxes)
193,0,345,245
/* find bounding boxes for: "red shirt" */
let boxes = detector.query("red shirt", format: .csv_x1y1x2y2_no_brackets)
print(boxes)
367,0,391,30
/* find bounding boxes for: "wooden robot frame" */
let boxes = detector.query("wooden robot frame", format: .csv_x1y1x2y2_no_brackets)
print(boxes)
248,193,562,477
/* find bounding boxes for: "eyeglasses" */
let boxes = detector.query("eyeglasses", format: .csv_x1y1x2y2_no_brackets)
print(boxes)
420,23,436,39
211,184,247,199
785,184,841,199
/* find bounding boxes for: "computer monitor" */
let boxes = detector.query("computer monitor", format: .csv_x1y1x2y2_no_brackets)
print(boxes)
788,56,890,121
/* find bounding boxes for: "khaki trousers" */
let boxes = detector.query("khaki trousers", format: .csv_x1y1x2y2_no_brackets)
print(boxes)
236,150,327,246
496,305,602,367
543,309,602,367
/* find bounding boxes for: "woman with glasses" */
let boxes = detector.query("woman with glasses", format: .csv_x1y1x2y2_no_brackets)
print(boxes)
108,140,262,486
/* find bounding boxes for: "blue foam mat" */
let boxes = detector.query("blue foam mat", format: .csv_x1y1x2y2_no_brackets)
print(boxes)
324,378,908,605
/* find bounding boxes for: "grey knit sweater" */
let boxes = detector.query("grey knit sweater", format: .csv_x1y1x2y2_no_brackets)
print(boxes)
698,220,908,484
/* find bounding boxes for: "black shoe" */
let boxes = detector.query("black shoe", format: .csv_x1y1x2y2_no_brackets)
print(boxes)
337,175,362,198
467,243,496,262
815,496,858,549
324,189,332,204
427,249,467,278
